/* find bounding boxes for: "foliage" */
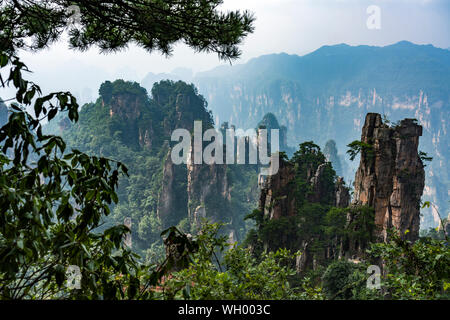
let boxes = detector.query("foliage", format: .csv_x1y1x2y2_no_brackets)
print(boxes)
59,78,259,256
367,230,450,300
245,141,342,263
346,140,374,162
420,227,447,240
0,0,254,60
422,201,448,241
291,141,326,180
322,260,358,299
344,205,376,251
0,0,255,299
160,222,303,300
0,52,147,299
419,151,433,167
60,79,217,256
99,80,148,105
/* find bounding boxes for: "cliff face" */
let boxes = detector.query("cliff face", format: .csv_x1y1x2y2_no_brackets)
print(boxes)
259,158,297,220
154,90,235,235
258,153,350,272
335,177,350,208
157,148,188,229
187,143,231,226
109,93,145,120
352,113,425,242
103,88,157,150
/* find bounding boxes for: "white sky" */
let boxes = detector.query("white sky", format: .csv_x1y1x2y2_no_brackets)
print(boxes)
1,0,449,101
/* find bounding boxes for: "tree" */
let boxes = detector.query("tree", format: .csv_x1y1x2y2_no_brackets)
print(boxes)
0,0,255,59
160,222,303,300
346,140,374,162
0,52,144,299
0,0,254,299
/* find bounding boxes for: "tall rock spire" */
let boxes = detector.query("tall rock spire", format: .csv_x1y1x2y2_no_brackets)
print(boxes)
352,113,425,242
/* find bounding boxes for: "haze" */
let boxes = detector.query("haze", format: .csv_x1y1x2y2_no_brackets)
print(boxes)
1,0,449,103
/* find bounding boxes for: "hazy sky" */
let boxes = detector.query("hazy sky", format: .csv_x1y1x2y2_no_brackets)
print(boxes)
2,0,449,101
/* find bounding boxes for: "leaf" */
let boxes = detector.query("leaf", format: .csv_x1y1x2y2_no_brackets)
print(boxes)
17,239,24,250
86,190,95,201
111,192,118,204
0,54,8,67
421,201,431,209
34,98,44,117
48,108,58,121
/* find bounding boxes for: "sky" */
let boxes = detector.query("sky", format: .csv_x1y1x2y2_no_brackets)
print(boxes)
1,0,449,103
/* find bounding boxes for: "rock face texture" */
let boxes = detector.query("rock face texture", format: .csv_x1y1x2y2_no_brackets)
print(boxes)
157,138,232,231
186,142,231,226
109,93,145,120
352,113,425,242
258,155,350,273
157,149,188,229
259,157,297,220
335,177,350,208
103,88,156,150
259,157,350,220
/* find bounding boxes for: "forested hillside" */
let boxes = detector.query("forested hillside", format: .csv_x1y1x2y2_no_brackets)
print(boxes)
47,79,261,260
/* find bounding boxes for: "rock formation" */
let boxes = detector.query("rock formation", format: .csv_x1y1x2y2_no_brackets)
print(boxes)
187,142,231,226
259,157,297,220
352,113,425,242
157,137,232,231
335,177,350,208
258,153,350,272
157,148,188,229
259,156,350,220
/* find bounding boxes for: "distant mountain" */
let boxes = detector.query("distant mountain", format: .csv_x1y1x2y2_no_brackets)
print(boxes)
186,41,449,230
141,68,193,93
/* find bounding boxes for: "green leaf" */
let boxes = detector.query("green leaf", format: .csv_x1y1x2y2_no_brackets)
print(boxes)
86,190,95,201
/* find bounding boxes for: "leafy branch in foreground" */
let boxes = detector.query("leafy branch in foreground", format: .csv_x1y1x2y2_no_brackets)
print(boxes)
0,0,255,61
0,52,143,299
160,222,309,300
0,0,256,299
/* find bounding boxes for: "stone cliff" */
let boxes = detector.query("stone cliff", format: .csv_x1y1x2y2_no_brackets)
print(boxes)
259,157,297,220
156,91,233,235
352,113,425,242
257,153,350,272
187,143,231,226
